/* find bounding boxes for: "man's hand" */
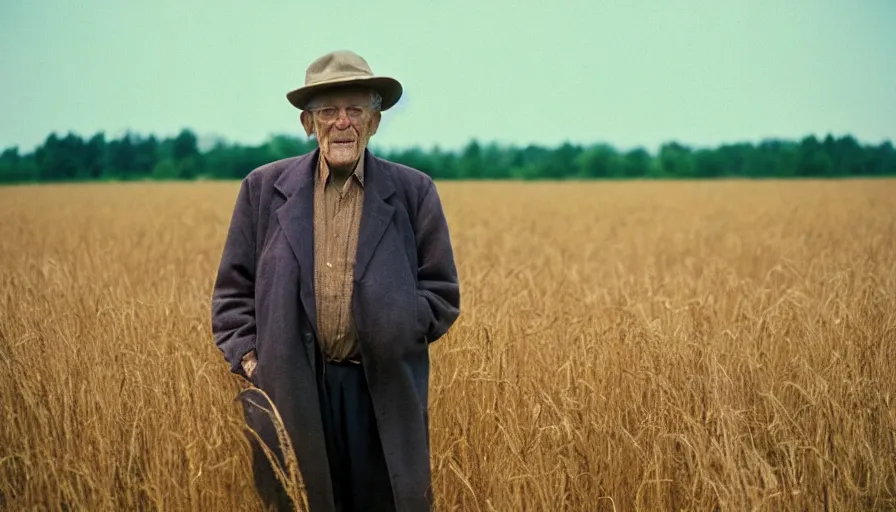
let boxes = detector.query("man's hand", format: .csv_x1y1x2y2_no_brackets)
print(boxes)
241,349,258,380
211,177,259,377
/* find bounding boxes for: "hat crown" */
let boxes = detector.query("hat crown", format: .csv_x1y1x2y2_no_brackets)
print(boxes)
305,50,374,86
287,50,402,111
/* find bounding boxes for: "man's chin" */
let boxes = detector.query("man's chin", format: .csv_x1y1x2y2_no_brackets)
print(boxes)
324,143,359,159
324,151,359,169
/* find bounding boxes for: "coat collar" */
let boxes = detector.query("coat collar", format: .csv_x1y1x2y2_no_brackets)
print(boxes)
274,147,390,199
274,147,396,331
319,151,365,190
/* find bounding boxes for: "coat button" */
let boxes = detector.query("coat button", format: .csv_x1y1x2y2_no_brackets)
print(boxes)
303,332,313,344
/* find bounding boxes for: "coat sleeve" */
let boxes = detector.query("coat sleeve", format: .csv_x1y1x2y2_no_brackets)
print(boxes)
211,177,257,376
414,179,461,343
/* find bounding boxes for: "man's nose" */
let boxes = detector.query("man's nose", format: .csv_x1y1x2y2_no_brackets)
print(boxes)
334,110,352,129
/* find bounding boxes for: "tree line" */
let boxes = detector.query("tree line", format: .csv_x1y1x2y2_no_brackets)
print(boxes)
1,129,894,184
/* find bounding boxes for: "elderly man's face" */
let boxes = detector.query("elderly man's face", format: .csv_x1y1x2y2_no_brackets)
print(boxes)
301,87,381,171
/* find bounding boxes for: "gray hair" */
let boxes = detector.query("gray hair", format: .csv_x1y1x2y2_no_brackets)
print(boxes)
369,91,383,111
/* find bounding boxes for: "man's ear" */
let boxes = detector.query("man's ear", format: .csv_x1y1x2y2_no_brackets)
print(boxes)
300,111,314,137
369,111,382,137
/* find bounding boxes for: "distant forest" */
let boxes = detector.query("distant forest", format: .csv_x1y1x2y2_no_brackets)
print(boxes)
1,129,895,184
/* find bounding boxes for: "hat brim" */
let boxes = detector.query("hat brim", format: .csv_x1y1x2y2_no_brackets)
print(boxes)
286,76,403,111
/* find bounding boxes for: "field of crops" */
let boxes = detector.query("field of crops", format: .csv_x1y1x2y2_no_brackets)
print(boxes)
1,178,894,511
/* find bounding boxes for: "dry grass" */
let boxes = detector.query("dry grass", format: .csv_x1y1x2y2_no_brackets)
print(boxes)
1,179,894,511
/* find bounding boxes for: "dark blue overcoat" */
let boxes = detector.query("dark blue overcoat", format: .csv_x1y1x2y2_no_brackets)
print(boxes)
211,148,461,511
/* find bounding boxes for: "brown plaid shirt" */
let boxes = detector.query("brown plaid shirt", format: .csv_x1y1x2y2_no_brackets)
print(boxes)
313,156,364,362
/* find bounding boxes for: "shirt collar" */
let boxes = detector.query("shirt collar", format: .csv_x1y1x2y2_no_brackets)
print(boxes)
318,154,365,188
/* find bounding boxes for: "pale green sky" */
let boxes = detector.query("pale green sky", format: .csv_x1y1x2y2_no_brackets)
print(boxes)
1,0,894,153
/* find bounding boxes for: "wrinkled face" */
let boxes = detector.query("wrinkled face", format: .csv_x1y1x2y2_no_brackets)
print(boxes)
301,87,382,170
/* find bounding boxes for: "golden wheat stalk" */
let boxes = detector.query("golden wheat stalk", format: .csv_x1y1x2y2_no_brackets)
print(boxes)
236,386,309,512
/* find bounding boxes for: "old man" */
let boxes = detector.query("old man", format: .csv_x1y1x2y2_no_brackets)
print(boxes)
211,50,461,511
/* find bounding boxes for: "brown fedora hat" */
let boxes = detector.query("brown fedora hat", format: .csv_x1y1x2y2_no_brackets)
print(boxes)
286,50,403,111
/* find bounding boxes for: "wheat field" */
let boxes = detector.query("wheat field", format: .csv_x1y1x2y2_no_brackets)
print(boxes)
0,178,894,511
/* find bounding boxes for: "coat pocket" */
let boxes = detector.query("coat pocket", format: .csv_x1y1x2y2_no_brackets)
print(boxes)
415,291,431,343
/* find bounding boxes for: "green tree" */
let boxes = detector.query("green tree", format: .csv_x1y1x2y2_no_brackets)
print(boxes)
458,140,483,179
543,142,581,179
105,134,137,179
390,147,435,176
34,133,87,181
622,148,652,177
832,135,864,176
266,134,314,161
657,142,694,178
863,141,896,176
426,146,459,180
575,144,622,178
172,129,199,160
152,159,179,179
84,133,106,179
692,149,724,178
0,147,31,183
512,144,551,180
132,136,159,178
481,142,513,179
796,136,833,177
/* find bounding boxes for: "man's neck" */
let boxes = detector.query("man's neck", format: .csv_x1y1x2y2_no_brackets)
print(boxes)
329,161,356,180
323,157,358,189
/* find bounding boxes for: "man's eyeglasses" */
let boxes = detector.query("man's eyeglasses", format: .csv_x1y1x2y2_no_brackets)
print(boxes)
309,106,369,122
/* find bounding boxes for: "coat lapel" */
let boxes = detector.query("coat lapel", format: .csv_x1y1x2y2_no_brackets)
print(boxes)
354,150,395,283
275,150,319,332
271,149,395,330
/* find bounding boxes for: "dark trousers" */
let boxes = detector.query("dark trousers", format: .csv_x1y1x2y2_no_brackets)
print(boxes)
319,361,396,512
252,361,395,512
